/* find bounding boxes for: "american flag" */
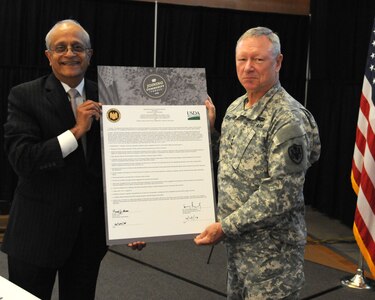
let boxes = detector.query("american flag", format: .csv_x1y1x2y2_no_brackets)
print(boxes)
352,18,375,277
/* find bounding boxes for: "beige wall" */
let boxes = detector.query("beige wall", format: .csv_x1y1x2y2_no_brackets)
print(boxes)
134,0,310,16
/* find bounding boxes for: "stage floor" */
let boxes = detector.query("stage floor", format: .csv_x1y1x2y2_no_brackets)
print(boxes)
0,206,374,299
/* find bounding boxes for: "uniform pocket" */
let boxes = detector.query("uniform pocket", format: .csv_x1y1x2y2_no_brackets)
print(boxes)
231,127,256,169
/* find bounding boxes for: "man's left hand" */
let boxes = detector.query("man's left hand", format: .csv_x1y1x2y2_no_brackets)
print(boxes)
194,222,224,245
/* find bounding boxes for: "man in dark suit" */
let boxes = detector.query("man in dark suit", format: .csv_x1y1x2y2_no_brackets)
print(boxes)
2,19,107,299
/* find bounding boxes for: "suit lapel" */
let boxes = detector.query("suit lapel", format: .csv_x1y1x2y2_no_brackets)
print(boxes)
84,79,99,162
44,74,76,128
85,79,98,102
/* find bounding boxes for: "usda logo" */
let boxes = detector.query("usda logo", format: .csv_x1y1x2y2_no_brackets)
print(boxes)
187,111,200,120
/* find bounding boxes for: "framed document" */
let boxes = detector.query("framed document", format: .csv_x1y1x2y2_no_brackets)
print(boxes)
98,67,216,245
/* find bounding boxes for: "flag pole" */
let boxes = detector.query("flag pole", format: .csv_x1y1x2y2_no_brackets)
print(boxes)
341,252,374,289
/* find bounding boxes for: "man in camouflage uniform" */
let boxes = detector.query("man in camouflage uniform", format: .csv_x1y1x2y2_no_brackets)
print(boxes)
195,27,321,299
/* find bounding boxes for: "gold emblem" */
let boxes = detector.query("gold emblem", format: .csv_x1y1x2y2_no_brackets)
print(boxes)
107,108,121,122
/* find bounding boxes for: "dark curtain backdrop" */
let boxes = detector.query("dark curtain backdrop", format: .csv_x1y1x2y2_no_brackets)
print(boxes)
307,0,375,226
0,1,309,213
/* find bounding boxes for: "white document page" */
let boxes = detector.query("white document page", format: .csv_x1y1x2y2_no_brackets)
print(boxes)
101,105,216,244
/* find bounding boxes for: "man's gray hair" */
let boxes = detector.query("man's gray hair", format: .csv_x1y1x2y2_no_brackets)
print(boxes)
45,19,91,50
237,27,281,57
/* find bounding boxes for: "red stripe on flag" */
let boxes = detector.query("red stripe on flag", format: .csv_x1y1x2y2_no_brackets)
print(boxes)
355,125,366,156
352,160,361,188
366,124,375,161
354,207,375,259
360,167,375,214
360,93,370,120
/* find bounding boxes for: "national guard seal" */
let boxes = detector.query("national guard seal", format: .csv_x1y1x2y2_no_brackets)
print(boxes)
107,108,121,123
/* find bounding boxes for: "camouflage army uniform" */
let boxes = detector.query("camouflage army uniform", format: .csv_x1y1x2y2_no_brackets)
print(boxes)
216,82,321,299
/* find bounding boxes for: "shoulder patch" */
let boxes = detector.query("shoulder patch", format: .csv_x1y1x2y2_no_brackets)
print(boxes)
288,144,303,164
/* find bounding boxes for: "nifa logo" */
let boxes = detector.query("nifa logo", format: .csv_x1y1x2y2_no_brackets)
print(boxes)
187,111,200,120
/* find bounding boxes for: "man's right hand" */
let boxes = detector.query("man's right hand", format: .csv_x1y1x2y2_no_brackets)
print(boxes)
71,100,102,139
127,241,146,251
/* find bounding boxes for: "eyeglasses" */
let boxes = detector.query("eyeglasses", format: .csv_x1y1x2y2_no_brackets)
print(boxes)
49,44,90,54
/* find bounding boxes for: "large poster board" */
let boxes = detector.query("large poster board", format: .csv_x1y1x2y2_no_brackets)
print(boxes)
0,276,41,299
98,66,216,245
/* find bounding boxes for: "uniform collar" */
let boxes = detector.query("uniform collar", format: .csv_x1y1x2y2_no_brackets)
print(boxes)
240,82,282,120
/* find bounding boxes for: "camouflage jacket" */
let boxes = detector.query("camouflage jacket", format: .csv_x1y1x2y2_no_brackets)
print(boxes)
216,82,321,245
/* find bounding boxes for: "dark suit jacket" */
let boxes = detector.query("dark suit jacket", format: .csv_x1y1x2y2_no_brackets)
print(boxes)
2,73,107,268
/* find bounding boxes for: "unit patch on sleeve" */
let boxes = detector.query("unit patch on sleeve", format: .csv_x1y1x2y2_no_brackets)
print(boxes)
288,144,303,164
